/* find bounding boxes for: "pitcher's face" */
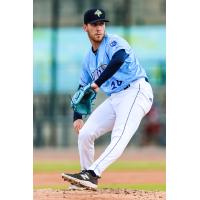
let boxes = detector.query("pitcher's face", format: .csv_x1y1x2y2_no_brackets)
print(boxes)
83,21,105,43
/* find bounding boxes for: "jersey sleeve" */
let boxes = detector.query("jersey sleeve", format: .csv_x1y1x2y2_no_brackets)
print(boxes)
105,35,131,60
79,60,92,86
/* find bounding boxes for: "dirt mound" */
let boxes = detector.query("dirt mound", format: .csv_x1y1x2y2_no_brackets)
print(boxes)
33,189,166,200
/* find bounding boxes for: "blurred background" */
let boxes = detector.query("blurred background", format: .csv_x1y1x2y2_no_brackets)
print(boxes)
33,0,166,148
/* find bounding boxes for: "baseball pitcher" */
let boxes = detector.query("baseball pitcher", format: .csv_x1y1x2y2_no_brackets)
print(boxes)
62,8,153,190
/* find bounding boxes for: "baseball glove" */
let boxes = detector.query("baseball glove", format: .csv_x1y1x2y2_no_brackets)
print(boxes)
70,84,97,115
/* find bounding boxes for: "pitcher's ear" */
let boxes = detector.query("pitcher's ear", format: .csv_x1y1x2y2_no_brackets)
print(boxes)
83,24,87,32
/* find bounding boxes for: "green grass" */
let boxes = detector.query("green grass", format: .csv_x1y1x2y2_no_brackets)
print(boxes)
34,161,166,192
34,161,79,173
33,160,165,173
108,161,165,171
34,183,166,191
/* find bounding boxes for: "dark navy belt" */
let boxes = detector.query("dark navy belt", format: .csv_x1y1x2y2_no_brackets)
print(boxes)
123,77,149,90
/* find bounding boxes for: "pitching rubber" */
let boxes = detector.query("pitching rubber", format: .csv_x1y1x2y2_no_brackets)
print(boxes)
61,173,97,191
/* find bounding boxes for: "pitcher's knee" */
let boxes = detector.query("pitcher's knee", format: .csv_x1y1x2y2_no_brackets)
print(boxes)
78,128,95,145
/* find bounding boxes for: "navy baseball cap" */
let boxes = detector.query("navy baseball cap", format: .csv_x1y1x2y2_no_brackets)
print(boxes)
84,9,109,24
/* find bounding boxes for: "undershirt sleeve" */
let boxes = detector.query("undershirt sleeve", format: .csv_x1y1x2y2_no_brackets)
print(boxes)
94,49,128,87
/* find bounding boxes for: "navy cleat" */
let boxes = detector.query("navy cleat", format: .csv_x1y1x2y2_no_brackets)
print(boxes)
62,170,99,190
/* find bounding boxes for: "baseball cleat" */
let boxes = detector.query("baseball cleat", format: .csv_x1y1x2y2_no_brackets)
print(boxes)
61,170,99,190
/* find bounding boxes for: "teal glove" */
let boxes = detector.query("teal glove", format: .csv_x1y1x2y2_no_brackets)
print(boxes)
71,84,97,115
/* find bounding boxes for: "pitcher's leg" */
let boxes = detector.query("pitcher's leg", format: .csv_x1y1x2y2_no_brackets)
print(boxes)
89,85,153,176
78,98,115,170
89,106,144,176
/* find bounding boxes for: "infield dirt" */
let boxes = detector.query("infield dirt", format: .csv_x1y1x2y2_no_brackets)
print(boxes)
34,188,165,200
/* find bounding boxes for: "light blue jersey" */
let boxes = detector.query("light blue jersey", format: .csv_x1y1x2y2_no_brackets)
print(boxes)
79,33,147,96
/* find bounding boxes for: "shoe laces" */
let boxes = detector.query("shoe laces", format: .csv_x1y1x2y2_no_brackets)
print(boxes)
80,170,87,174
81,170,100,179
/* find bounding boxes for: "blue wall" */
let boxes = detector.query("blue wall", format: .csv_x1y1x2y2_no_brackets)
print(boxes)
33,26,166,94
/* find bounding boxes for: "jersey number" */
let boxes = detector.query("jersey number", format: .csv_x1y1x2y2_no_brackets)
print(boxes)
111,80,123,90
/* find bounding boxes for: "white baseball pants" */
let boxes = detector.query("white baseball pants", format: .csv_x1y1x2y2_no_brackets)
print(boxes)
78,78,153,176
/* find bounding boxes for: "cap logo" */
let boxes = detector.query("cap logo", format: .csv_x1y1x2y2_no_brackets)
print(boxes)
94,9,102,17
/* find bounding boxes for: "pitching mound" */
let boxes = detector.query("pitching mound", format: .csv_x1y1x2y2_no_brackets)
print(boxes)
33,189,166,200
